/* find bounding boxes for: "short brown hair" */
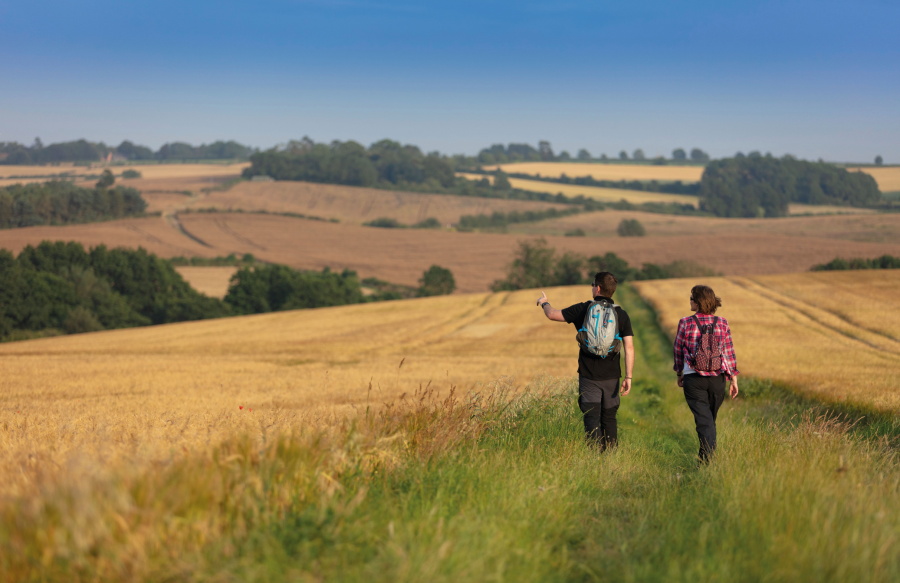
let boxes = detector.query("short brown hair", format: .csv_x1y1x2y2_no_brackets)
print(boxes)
593,272,618,297
691,285,722,314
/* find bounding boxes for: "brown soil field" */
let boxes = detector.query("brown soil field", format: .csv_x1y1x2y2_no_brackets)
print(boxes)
0,286,588,498
188,180,568,225
0,217,216,259
174,266,238,298
2,211,899,293
174,213,900,292
846,166,900,192
509,208,900,244
633,271,900,410
483,162,706,182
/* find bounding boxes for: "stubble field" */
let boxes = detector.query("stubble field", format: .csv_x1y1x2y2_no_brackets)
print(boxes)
633,270,900,410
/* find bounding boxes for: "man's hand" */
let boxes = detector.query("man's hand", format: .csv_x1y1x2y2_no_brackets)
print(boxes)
620,377,632,396
729,376,739,399
676,375,684,388
536,291,548,307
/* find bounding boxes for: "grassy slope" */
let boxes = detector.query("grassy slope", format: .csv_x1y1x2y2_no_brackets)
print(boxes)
5,286,899,581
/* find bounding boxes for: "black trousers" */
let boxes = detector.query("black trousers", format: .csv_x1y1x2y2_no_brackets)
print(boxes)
683,373,727,461
578,377,620,451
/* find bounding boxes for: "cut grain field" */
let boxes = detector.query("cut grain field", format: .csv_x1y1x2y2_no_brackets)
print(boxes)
188,180,568,224
458,172,700,206
483,162,706,182
0,286,589,499
633,270,900,410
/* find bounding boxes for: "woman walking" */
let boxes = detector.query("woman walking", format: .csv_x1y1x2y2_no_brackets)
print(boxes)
673,285,739,462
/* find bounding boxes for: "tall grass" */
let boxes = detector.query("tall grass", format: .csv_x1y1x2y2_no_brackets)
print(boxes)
3,286,900,581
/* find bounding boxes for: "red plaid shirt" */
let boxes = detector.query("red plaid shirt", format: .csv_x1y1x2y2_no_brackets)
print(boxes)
673,313,739,378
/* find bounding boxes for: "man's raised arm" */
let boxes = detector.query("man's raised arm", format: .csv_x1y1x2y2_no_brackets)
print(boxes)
536,291,566,322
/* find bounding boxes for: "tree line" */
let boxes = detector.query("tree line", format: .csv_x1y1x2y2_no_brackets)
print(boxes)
475,143,710,165
699,155,881,217
0,242,456,341
472,169,701,195
491,239,718,291
0,180,147,228
812,255,900,271
0,138,255,164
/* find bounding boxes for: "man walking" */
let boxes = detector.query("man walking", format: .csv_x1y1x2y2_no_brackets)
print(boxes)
536,272,634,451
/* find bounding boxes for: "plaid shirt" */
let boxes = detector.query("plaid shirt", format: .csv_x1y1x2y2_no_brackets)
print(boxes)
673,313,739,378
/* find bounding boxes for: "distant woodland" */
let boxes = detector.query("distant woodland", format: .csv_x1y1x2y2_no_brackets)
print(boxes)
699,155,881,217
0,138,255,164
0,241,453,341
0,181,147,228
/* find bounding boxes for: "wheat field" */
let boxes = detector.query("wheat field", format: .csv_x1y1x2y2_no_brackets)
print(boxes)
846,167,900,192
632,271,900,411
0,163,247,189
457,172,700,206
481,162,706,182
0,286,593,498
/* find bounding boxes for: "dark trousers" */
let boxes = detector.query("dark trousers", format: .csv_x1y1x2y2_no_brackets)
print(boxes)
683,373,726,461
579,399,618,450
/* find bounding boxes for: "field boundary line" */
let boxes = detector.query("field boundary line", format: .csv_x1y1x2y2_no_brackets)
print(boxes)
731,277,900,358
213,217,267,250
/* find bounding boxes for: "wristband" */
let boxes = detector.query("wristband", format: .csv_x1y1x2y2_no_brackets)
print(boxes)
541,302,550,309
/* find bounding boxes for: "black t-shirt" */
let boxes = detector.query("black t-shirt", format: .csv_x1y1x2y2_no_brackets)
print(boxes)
562,296,633,381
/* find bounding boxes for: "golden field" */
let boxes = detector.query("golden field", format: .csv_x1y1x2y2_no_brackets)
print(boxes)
0,286,589,498
632,270,900,410
482,162,706,182
846,166,900,192
173,266,238,298
190,180,568,225
457,172,700,206
0,162,247,190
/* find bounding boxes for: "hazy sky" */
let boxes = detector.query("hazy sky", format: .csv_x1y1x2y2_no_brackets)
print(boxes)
1,0,897,162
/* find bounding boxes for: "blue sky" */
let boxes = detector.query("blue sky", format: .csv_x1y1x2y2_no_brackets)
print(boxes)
1,0,897,162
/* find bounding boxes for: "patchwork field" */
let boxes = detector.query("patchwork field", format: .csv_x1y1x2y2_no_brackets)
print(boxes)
4,212,900,294
0,286,588,498
510,207,900,243
188,180,568,224
0,162,247,190
482,162,705,182
633,270,900,410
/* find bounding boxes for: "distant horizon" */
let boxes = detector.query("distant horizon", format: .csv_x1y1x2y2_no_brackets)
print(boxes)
1,1,897,164
0,135,890,167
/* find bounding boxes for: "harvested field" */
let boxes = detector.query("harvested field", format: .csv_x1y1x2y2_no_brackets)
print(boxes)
174,266,238,298
0,216,216,259
483,162,705,182
0,285,589,498
141,191,193,214
189,180,568,225
176,213,900,292
0,163,246,192
633,271,900,410
458,173,699,206
846,166,900,192
510,208,900,244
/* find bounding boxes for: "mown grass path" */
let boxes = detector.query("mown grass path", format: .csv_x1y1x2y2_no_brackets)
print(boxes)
190,285,900,582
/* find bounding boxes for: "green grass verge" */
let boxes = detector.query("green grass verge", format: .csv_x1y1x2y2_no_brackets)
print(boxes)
4,286,900,581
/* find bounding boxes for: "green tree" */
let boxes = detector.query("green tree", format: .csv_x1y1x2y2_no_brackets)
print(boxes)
875,155,883,166
619,151,628,160
617,218,646,237
632,149,646,161
491,238,556,291
96,169,115,189
417,265,456,297
538,141,555,161
672,148,686,160
577,149,592,160
690,148,710,162
493,172,512,190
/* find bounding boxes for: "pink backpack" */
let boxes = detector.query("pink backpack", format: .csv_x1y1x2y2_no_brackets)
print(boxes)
691,315,722,372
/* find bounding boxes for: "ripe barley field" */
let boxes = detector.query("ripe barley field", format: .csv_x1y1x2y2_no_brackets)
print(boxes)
482,162,706,182
0,286,588,499
633,270,900,410
457,172,700,206
190,180,569,225
0,163,247,190
173,266,238,298
846,166,900,192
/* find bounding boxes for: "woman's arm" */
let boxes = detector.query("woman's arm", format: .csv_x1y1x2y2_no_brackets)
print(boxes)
721,320,740,398
672,319,686,375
